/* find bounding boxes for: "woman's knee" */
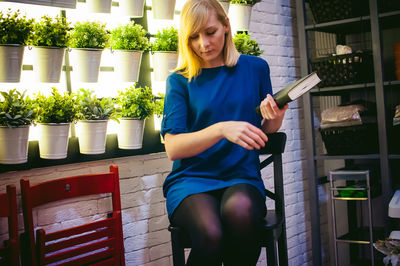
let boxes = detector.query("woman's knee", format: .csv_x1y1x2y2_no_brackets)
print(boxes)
190,222,223,258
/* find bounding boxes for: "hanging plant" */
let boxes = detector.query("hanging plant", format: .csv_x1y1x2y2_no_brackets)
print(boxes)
75,89,116,121
151,26,178,52
31,15,70,47
115,85,154,120
0,9,33,45
233,33,263,56
0,89,35,128
33,88,77,124
69,21,109,49
111,22,149,51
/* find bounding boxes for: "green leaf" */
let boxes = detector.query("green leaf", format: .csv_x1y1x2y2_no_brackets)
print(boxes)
151,27,178,52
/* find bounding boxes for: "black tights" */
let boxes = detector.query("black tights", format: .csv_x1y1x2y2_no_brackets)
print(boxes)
171,183,267,266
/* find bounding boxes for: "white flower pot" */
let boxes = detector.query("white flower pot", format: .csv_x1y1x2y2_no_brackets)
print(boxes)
33,47,65,83
113,50,143,82
77,120,108,154
86,0,112,13
218,0,230,14
152,0,176,20
70,48,103,83
152,51,178,81
0,126,30,164
0,44,24,83
119,0,145,17
37,123,70,159
229,4,252,32
117,118,145,149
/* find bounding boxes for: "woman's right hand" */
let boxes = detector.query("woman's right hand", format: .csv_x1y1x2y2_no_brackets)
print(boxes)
220,121,268,150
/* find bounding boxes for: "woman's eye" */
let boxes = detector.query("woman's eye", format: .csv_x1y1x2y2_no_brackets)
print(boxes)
190,35,199,39
207,31,216,36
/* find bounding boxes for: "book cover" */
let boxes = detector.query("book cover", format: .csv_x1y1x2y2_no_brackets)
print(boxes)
256,72,321,114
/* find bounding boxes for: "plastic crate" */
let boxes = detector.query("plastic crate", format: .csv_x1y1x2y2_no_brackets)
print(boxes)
320,123,379,155
307,0,369,24
310,52,374,88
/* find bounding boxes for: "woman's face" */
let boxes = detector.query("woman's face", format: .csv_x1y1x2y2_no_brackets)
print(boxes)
189,10,228,68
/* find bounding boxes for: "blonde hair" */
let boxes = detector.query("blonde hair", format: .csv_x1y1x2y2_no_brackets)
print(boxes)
174,0,240,81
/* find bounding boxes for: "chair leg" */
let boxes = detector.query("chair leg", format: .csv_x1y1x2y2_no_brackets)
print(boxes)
266,241,279,266
170,230,185,266
277,231,288,266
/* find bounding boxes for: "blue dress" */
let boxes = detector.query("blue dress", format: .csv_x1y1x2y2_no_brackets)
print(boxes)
161,54,273,218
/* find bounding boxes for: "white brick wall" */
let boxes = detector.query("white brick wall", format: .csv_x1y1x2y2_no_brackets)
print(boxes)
0,1,317,265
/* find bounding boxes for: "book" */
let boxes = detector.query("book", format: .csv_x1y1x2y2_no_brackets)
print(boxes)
256,72,321,114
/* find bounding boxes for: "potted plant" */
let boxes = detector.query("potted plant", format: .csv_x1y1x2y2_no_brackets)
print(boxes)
154,93,164,143
233,32,263,56
152,0,176,20
119,0,146,17
115,85,154,149
218,0,230,14
86,0,112,13
153,92,164,130
0,89,35,164
75,89,116,154
33,88,76,159
151,26,178,81
111,22,149,82
0,9,33,82
229,0,259,32
69,21,109,82
31,15,70,83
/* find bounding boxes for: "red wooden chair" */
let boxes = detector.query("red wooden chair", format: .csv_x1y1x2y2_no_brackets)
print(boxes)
0,185,20,266
20,165,125,266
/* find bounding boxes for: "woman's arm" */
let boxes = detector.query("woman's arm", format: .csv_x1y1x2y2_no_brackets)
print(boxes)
259,94,288,134
164,121,268,161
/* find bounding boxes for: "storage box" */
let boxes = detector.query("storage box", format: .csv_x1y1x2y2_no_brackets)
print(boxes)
307,0,369,24
310,52,374,88
320,123,379,155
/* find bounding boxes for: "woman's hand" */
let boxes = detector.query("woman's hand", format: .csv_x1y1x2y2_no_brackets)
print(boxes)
220,121,268,150
259,94,288,133
259,94,288,120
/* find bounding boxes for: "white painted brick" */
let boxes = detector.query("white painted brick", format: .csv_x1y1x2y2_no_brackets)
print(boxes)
149,242,172,261
123,220,149,238
122,202,165,224
143,256,170,266
125,248,150,266
142,174,164,190
147,229,171,247
37,199,98,225
149,215,170,232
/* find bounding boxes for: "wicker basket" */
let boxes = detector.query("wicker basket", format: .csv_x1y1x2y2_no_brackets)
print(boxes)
310,52,374,88
320,123,379,155
307,0,369,24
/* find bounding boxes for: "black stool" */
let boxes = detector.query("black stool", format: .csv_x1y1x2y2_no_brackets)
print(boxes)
168,132,288,266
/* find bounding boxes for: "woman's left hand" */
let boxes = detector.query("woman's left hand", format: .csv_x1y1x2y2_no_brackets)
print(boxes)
259,94,288,120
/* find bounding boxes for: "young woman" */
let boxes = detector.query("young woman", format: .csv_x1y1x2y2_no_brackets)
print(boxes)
161,0,288,265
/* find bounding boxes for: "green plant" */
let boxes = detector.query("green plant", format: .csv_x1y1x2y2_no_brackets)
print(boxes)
230,0,259,5
34,88,76,123
31,15,70,47
111,22,149,51
0,9,34,45
154,93,164,117
0,89,35,127
151,27,178,52
76,89,116,121
69,21,109,49
233,33,263,56
115,85,154,120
